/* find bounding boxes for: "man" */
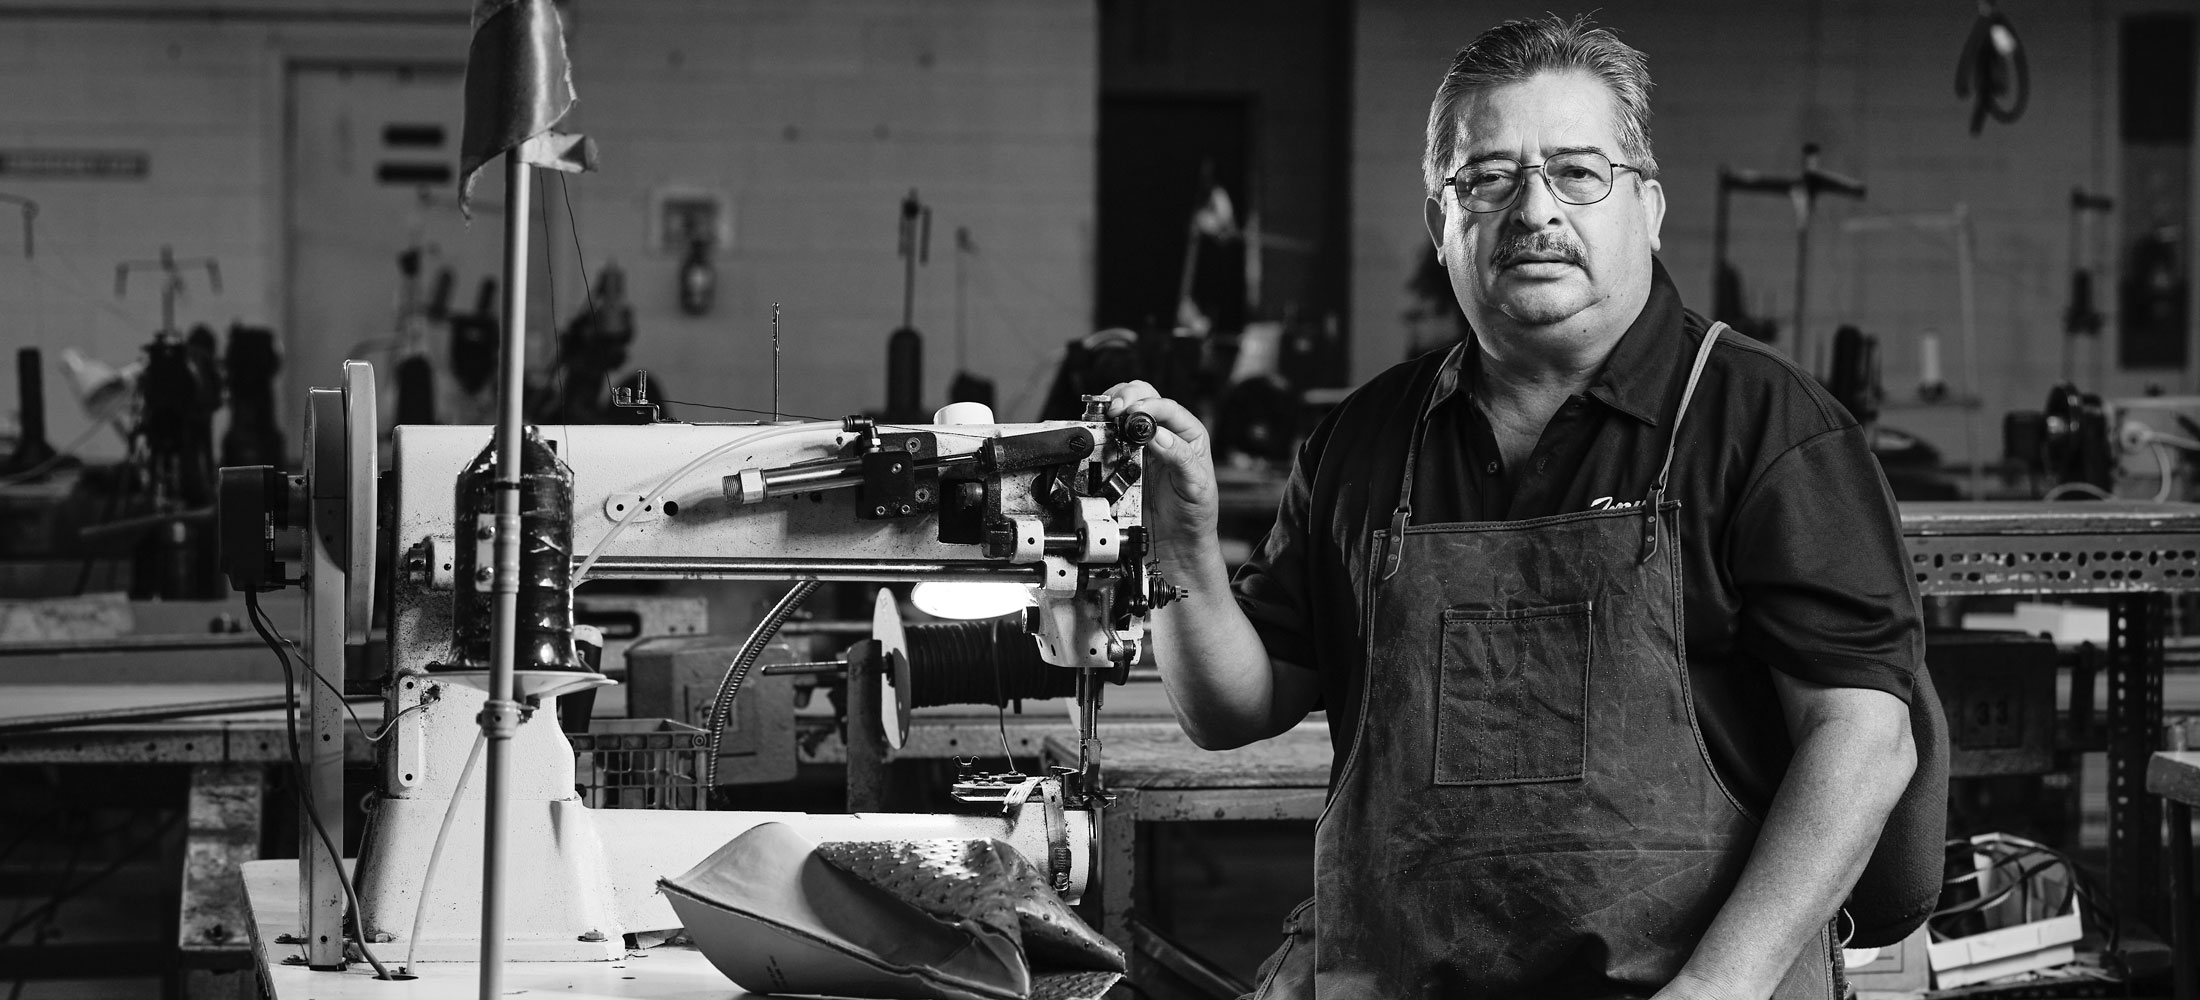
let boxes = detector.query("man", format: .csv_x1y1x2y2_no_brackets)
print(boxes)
1109,15,1930,999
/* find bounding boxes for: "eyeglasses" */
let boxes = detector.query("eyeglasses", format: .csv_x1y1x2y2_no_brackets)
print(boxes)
1443,150,1643,213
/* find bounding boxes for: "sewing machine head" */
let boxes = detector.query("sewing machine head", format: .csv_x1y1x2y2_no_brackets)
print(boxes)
388,400,1159,664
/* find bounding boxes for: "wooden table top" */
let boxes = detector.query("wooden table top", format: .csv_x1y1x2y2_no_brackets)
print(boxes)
2148,750,2200,805
1049,722,1333,791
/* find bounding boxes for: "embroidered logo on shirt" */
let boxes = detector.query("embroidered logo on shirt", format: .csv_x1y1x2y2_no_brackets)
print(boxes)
1589,496,1645,512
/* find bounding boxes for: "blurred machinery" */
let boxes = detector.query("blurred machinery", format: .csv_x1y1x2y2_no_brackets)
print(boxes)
1955,0,2030,136
22,248,238,599
1712,144,1867,371
884,190,932,424
536,264,643,424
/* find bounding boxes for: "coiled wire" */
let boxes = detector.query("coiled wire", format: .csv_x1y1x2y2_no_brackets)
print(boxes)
705,579,819,788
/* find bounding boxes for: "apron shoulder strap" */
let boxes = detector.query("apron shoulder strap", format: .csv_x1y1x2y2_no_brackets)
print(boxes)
1652,321,1728,495
1382,342,1467,579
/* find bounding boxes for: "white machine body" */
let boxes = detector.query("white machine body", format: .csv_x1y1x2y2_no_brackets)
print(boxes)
338,418,1144,962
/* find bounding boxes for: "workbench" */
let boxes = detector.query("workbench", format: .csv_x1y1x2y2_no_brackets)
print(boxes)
0,682,381,974
240,859,763,1000
0,681,1168,990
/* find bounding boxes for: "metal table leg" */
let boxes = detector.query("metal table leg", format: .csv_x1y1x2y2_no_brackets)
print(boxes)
2108,595,2167,934
179,763,264,956
2172,799,2194,1000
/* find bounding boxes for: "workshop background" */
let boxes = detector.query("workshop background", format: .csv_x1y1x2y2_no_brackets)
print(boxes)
0,1,2197,999
0,0,2191,468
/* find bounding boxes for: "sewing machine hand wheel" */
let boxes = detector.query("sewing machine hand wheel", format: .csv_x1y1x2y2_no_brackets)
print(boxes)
340,360,377,645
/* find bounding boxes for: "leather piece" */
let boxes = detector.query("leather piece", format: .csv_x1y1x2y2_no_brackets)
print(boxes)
1030,972,1123,1000
661,822,1023,1000
817,839,1126,973
457,0,577,211
660,823,1120,1000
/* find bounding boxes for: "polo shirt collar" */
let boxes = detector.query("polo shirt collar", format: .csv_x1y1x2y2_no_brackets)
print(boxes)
1429,257,1690,428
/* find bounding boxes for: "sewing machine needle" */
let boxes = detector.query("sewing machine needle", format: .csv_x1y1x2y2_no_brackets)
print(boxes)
1077,666,1102,795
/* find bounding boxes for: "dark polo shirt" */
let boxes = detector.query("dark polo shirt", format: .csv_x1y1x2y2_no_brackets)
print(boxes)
1234,259,1923,810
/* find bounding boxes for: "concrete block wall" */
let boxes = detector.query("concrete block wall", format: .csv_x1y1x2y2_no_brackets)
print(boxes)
0,1,469,463
1353,0,2187,465
0,0,1095,465
559,0,1095,426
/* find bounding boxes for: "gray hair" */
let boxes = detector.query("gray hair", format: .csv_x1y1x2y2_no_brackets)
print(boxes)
1422,14,1659,196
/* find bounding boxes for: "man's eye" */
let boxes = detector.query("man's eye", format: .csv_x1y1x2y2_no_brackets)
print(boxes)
1558,166,1596,181
1468,170,1511,187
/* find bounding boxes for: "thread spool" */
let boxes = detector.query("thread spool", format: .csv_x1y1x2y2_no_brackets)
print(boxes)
899,619,1081,708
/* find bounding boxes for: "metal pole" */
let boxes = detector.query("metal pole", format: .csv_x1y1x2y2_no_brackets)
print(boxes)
1954,204,1982,498
1710,170,1729,315
1792,208,1811,379
479,154,532,1000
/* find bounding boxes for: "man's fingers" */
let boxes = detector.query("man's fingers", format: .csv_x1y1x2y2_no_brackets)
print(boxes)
1100,383,1209,459
1119,395,1207,447
1101,381,1160,416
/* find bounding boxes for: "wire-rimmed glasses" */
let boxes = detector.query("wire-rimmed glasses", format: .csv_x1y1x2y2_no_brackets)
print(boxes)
1443,150,1643,213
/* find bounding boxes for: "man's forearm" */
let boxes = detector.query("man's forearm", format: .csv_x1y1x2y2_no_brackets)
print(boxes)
1150,533,1300,749
1669,711,1917,999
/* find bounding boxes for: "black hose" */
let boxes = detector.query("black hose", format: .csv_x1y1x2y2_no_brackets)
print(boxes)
705,579,819,788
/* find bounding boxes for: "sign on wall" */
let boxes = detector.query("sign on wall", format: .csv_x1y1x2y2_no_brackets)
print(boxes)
0,149,150,180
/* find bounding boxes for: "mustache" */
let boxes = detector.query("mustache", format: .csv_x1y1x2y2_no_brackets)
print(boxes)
1491,232,1586,269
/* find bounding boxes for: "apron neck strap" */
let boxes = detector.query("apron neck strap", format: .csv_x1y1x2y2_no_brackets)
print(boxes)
1392,341,1467,525
1383,342,1466,579
1652,322,1727,496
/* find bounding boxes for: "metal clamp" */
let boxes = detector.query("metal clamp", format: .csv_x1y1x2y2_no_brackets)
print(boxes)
475,699,525,738
1038,775,1072,893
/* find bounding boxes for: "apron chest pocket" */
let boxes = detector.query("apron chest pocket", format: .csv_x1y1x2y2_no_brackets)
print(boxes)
1435,601,1592,785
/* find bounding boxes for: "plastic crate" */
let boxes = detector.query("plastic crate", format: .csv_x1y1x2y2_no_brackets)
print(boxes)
569,718,709,810
1927,833,2083,989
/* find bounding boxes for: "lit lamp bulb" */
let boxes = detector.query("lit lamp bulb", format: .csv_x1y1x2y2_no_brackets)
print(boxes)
910,581,1033,621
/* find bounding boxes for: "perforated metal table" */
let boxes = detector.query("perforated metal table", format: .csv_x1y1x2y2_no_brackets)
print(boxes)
1903,500,2200,935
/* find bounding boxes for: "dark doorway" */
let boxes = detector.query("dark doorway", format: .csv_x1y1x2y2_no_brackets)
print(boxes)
2115,12,2194,370
1095,0,1352,386
1097,96,1252,334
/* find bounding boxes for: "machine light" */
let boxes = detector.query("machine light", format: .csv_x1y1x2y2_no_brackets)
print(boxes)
910,581,1034,621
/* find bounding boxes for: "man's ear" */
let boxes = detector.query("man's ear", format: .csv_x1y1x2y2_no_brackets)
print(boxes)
1423,195,1447,262
1640,177,1667,252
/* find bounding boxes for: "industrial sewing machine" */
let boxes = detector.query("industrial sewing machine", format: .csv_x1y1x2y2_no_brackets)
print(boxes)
218,361,1168,970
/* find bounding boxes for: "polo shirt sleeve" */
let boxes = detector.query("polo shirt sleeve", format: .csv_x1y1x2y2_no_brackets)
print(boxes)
1727,425,1923,702
1230,426,1325,672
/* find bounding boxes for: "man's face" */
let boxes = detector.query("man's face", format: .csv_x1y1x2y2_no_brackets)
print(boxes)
1424,71,1665,339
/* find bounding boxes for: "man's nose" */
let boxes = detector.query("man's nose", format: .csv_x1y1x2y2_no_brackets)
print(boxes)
1507,169,1566,229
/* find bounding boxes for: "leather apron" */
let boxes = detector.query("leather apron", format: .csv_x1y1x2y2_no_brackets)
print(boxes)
1278,324,1838,999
